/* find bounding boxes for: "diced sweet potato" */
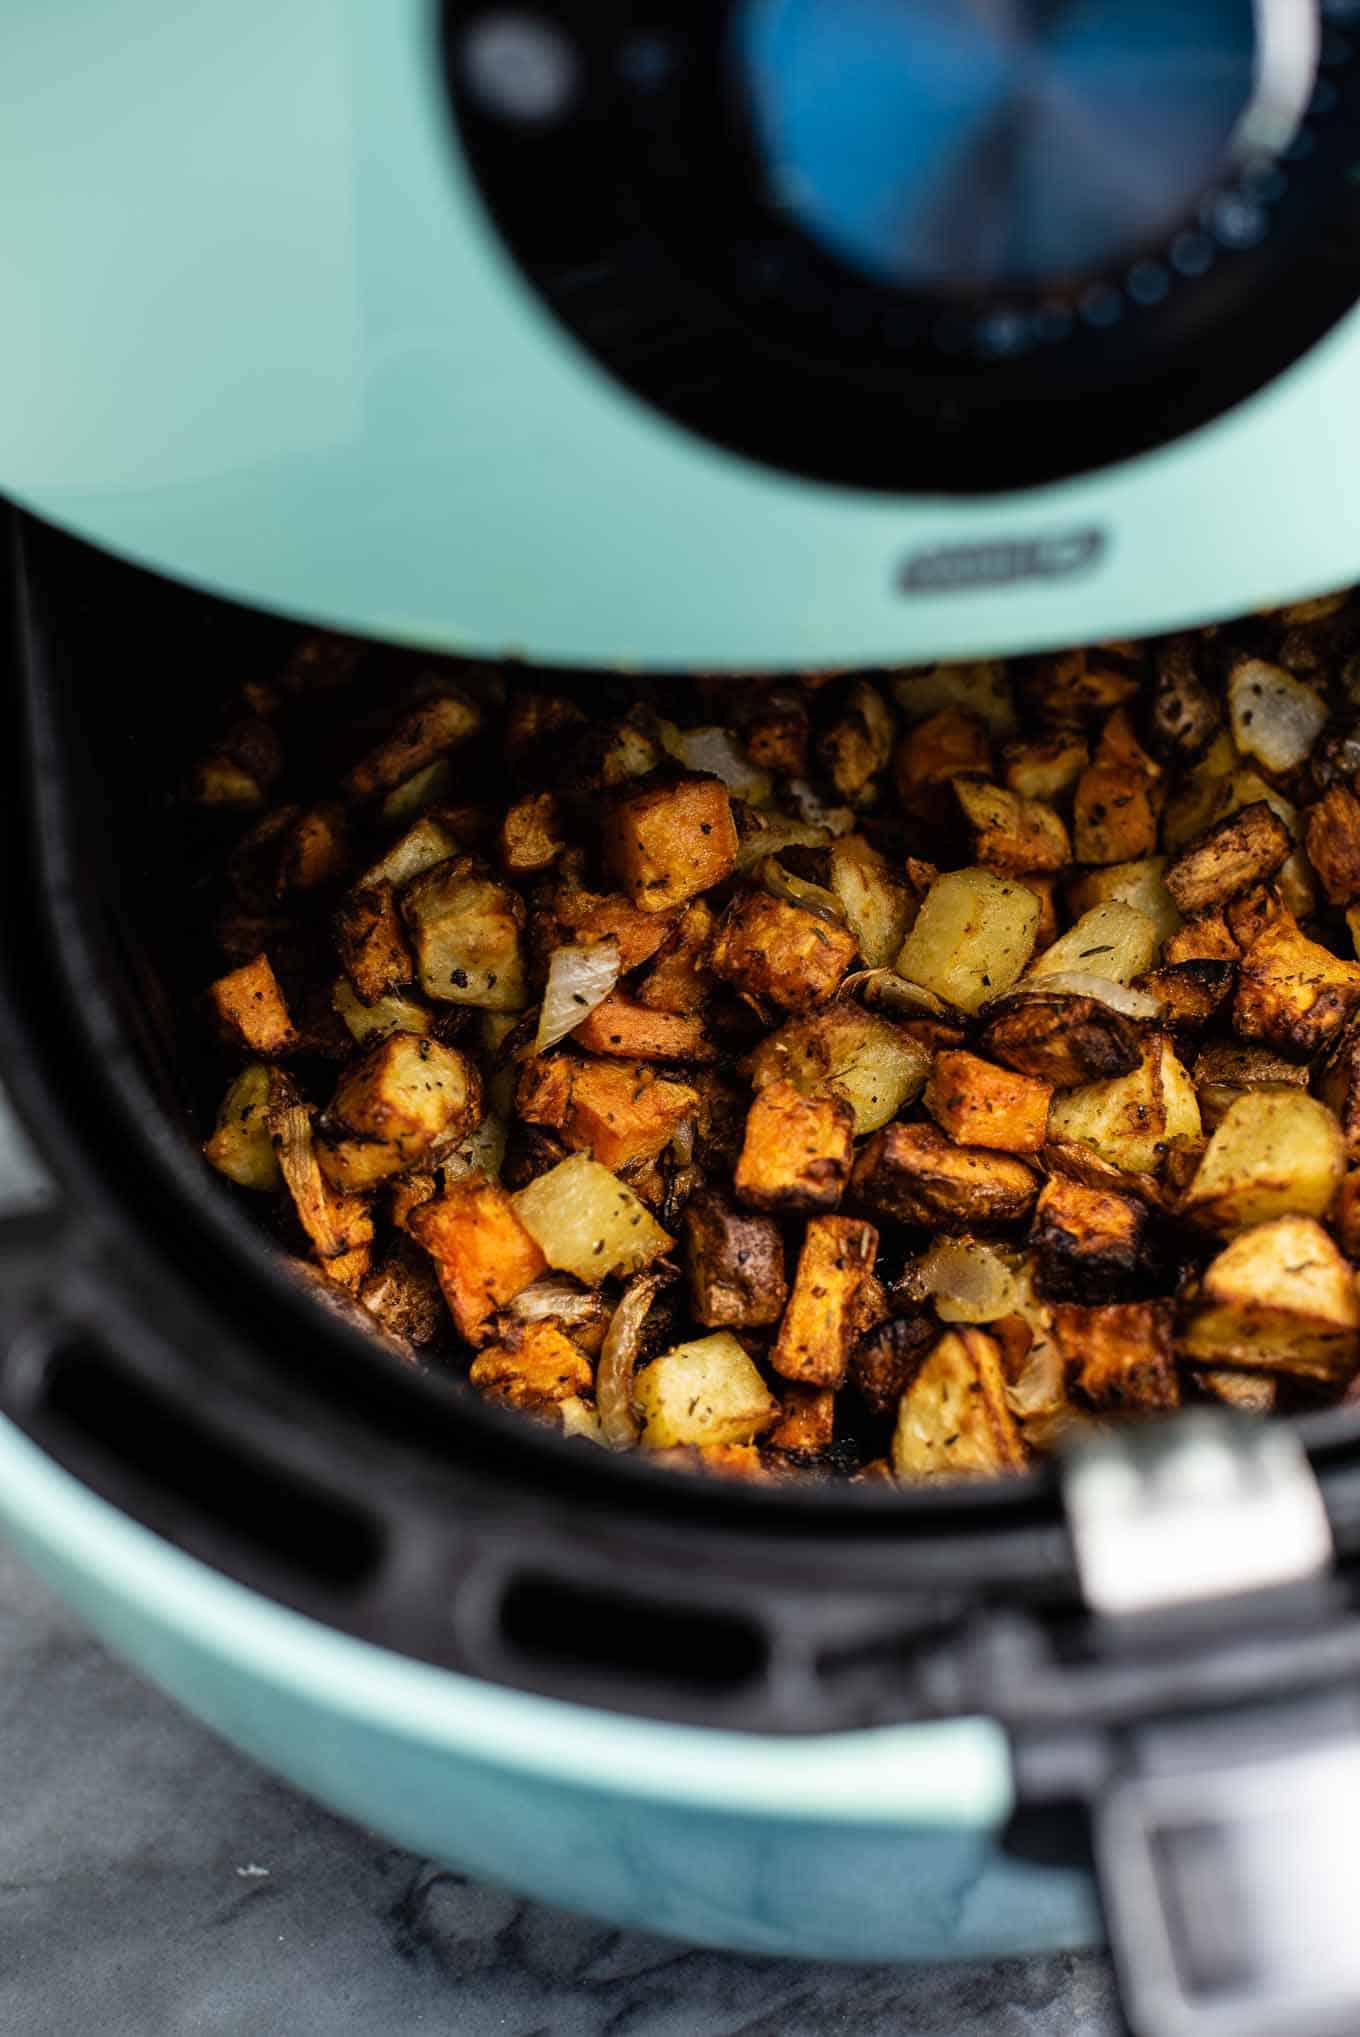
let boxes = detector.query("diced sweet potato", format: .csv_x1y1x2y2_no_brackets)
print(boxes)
1054,1301,1179,1412
894,708,991,825
709,889,857,1012
682,1189,788,1329
925,1050,1051,1156
603,773,738,912
892,1329,1026,1482
1234,915,1360,1056
1023,650,1139,725
636,901,715,1014
635,1333,780,1449
469,1321,594,1414
771,1215,878,1386
517,1054,697,1170
401,856,526,1010
978,994,1144,1090
1029,1174,1146,1304
208,953,297,1055
1179,1215,1360,1384
745,1004,928,1135
1180,1091,1345,1232
734,1079,854,1212
1048,1034,1201,1175
851,1123,1039,1231
571,991,715,1064
409,1174,547,1343
343,689,481,802
896,869,1041,1015
203,1064,282,1191
851,1311,936,1417
542,887,680,973
1073,712,1162,865
317,1035,481,1192
512,1154,672,1284
1165,800,1292,914
498,791,565,876
1163,910,1241,965
768,1384,836,1457
954,779,1071,874
334,883,415,1004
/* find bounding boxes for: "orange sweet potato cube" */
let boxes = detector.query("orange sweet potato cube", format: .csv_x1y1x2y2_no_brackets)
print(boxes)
409,1175,546,1344
710,890,857,1012
771,1216,879,1387
208,952,297,1055
603,774,738,912
571,991,715,1063
924,1050,1052,1155
734,1079,855,1212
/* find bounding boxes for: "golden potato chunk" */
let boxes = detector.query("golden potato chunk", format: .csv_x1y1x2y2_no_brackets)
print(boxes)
978,994,1143,1090
603,773,738,912
498,791,565,877
818,680,894,803
1305,784,1360,908
745,1004,929,1136
954,779,1071,875
768,1384,837,1457
571,991,714,1064
469,1321,594,1415
334,883,414,1004
1054,1301,1179,1412
1180,1091,1345,1233
1234,914,1360,1056
512,1154,672,1285
892,1330,1026,1483
331,979,430,1046
409,1174,547,1344
635,1333,780,1449
1026,901,1161,987
1179,1215,1360,1384
1048,1033,1200,1176
896,868,1041,1015
343,689,481,802
1068,856,1181,945
208,952,297,1057
734,1079,855,1213
682,1189,788,1329
317,1035,481,1193
1002,733,1089,804
827,836,917,967
851,1124,1039,1230
925,1050,1052,1156
358,1248,444,1349
1193,1041,1309,1131
517,1055,697,1170
401,856,526,1010
203,1064,282,1192
771,1215,879,1386
1165,800,1292,915
1029,1174,1146,1305
710,890,857,1012
635,900,715,1014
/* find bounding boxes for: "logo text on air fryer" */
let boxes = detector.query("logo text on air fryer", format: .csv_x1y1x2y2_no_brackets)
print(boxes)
898,527,1107,595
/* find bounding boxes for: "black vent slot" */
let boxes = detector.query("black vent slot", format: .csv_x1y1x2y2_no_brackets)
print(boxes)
499,1570,768,1694
33,1334,383,1596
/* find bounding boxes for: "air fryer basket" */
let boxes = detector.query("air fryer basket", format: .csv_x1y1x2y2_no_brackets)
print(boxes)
10,501,1360,1759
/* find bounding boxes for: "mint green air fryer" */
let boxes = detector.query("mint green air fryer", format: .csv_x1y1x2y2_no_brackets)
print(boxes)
8,7,1360,2035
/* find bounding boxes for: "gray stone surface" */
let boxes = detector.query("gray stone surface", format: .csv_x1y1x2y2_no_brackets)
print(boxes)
0,1092,1121,2034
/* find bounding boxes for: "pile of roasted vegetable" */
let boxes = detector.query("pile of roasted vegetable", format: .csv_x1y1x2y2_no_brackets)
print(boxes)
192,592,1360,1483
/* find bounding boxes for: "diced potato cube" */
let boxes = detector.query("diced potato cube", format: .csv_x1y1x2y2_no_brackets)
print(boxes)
635,1333,780,1449
828,836,916,967
818,680,894,803
401,856,526,1010
1149,637,1221,762
543,887,681,973
1228,657,1327,774
469,1322,594,1414
208,952,297,1056
892,1329,1026,1483
358,1248,444,1349
1068,858,1181,945
334,883,415,1004
1165,801,1292,915
362,815,465,894
1194,1041,1310,1132
896,869,1041,1015
1180,1091,1345,1233
771,1215,878,1386
409,1174,547,1342
1002,734,1089,803
979,994,1143,1090
271,803,348,893
1073,712,1162,865
1029,1174,1146,1304
317,1035,481,1192
851,1123,1039,1230
745,1004,929,1135
954,779,1071,874
710,890,857,1012
682,1189,788,1329
768,1385,836,1456
1133,961,1234,1032
512,1154,672,1285
635,900,714,1014
331,979,430,1045
343,689,481,802
1305,784,1360,907
1021,650,1138,725
517,1055,697,1170
1048,1034,1200,1175
744,695,810,777
1026,902,1160,987
734,1080,854,1212
1162,909,1240,965
499,791,565,877
1179,1216,1360,1384
1053,1301,1179,1412
203,1064,281,1191
571,992,714,1063
603,773,738,912
925,1050,1051,1155
1234,915,1360,1056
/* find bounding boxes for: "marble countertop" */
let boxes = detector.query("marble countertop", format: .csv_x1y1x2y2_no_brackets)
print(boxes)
0,1100,1120,2036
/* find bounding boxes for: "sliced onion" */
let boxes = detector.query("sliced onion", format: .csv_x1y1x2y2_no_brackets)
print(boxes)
270,1097,343,1260
597,1269,669,1451
784,779,857,836
842,969,958,1021
506,1274,602,1332
915,1239,1021,1324
988,972,1163,1021
535,938,620,1055
758,855,847,928
732,808,833,871
658,721,772,805
439,1112,508,1183
1228,658,1328,774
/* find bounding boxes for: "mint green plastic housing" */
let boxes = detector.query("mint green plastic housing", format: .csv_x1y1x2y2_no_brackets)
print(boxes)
2,0,1359,671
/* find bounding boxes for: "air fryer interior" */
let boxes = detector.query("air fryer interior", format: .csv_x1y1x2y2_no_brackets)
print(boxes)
10,505,1360,1733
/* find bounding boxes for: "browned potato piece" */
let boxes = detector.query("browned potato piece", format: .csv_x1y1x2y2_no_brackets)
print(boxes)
512,1155,671,1284
401,856,526,1010
744,695,810,777
734,1080,854,1213
1178,1215,1360,1384
317,1035,481,1193
894,708,991,824
768,1385,836,1456
1180,1091,1345,1233
1029,1174,1146,1304
343,690,481,802
1133,961,1234,1032
499,791,565,876
203,1064,283,1192
1190,1367,1278,1414
978,994,1144,1090
1234,914,1360,1056
334,883,414,1004
953,779,1071,875
603,773,738,912
190,716,282,809
1194,1041,1309,1131
636,900,715,1014
745,1004,929,1136
818,680,894,803
896,869,1041,1014
851,1310,936,1417
1053,1301,1179,1412
208,953,297,1056
892,1329,1026,1482
1319,1022,1360,1159
771,1215,878,1386
517,1054,698,1170
1023,650,1138,725
543,887,681,973
851,1124,1039,1231
710,890,857,1012
409,1174,547,1344
1073,712,1162,865
1304,784,1360,906
827,836,916,968
571,991,715,1064
1048,1034,1201,1175
1149,638,1221,762
924,1050,1052,1156
636,1334,780,1448
1226,882,1289,953
682,1189,788,1329
359,1247,445,1349
276,803,348,893
1164,800,1291,914
1002,733,1088,804
470,1321,594,1415
1163,911,1241,965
